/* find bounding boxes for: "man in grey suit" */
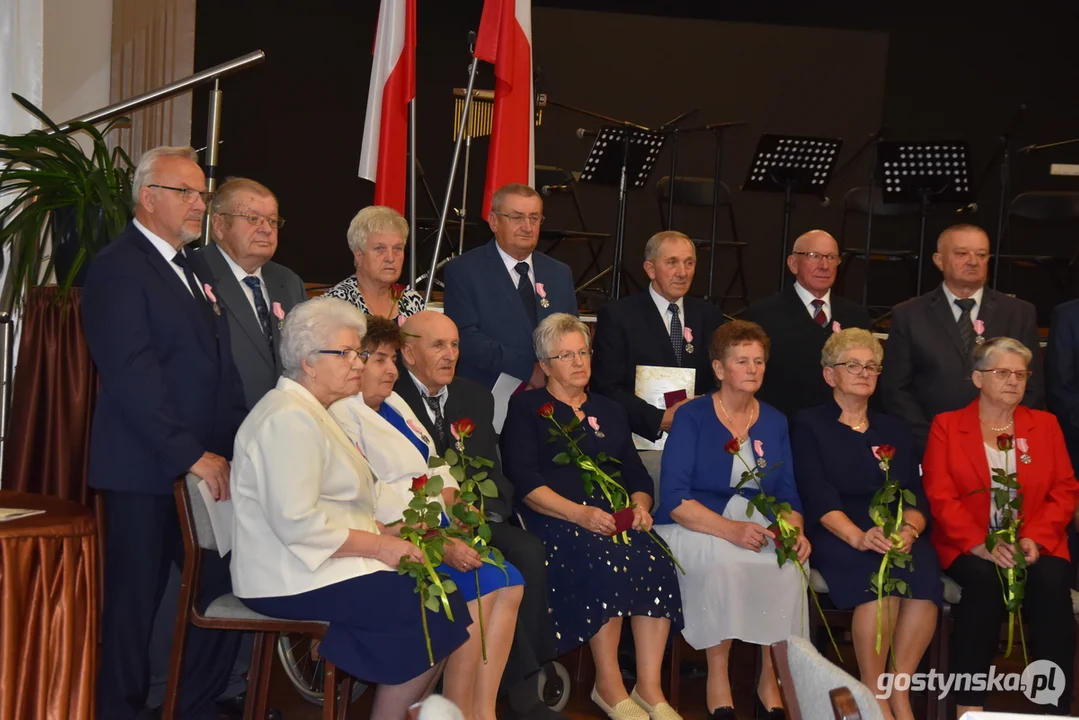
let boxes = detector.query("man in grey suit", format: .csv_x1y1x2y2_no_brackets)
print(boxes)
880,223,1042,455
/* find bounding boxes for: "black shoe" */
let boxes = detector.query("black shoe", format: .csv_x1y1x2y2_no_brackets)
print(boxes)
708,707,736,720
754,696,785,720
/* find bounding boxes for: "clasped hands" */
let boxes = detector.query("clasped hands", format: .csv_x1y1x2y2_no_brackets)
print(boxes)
575,504,653,535
722,518,811,564
972,537,1039,568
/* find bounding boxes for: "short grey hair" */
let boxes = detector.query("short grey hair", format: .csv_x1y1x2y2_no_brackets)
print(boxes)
821,328,883,367
491,183,541,213
280,297,368,380
973,336,1032,372
132,145,199,205
533,312,590,361
644,230,694,262
211,176,277,214
346,205,410,254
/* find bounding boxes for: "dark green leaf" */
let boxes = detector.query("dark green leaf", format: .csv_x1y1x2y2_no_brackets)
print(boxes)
444,448,459,465
477,478,499,498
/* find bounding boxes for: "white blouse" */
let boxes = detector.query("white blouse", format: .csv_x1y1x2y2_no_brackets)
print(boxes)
983,443,1017,530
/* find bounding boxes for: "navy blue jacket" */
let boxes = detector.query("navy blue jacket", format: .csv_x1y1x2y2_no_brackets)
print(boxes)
444,239,577,388
81,222,247,495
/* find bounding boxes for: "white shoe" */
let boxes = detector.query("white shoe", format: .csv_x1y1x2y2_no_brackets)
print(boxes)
630,687,683,720
591,686,649,720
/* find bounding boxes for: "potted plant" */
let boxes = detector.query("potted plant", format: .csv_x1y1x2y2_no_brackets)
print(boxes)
0,93,134,302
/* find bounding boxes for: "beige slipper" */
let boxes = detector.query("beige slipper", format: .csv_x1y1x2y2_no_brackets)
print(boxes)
591,686,650,720
630,687,683,720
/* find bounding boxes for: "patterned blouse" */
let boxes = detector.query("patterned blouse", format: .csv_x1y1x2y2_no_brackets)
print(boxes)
323,275,425,319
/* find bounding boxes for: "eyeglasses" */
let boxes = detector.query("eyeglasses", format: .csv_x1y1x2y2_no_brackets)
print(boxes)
831,360,883,376
792,251,842,265
219,211,286,229
546,349,593,363
147,184,216,205
979,368,1033,381
492,211,544,226
316,348,370,363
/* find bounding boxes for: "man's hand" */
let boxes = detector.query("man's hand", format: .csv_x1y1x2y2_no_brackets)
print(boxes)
528,363,547,390
659,396,694,432
190,452,230,501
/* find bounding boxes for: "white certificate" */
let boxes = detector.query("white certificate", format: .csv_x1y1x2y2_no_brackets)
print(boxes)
632,365,695,451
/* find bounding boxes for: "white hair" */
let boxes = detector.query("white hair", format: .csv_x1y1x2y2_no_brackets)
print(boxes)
973,336,1032,371
644,230,694,262
279,297,368,380
533,313,590,361
132,145,199,206
346,205,410,254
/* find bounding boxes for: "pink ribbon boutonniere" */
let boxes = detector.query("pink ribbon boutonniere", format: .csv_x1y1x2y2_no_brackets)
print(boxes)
203,284,221,315
535,281,550,309
272,301,285,329
587,415,605,438
682,326,695,354
1016,437,1031,464
405,417,431,446
753,439,766,469
973,318,986,345
832,321,842,333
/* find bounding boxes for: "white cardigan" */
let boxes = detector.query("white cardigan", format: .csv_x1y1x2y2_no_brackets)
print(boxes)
329,391,459,525
230,377,398,598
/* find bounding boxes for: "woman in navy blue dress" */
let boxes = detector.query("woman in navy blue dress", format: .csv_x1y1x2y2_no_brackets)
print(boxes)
502,313,683,720
790,328,941,720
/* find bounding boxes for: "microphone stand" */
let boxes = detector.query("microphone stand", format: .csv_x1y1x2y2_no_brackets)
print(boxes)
1020,137,1079,154
654,108,698,228
987,104,1026,288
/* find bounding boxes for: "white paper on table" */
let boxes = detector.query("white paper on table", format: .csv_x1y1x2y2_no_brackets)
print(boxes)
197,480,233,558
0,508,45,522
632,365,695,451
492,372,525,434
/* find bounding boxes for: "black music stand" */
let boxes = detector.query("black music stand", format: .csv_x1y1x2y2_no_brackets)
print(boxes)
578,125,666,298
742,134,843,290
878,140,973,295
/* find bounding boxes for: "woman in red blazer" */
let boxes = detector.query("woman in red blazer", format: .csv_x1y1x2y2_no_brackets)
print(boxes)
924,337,1078,717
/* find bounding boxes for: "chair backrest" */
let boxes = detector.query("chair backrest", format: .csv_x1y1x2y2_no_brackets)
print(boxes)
829,688,863,720
1009,191,1079,222
535,164,575,188
638,450,662,507
180,473,219,552
656,176,732,209
843,186,920,217
772,636,884,720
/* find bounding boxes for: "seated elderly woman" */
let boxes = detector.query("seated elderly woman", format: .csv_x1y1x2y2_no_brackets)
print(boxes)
330,315,524,720
924,336,1078,718
230,297,469,719
324,205,424,319
654,320,807,720
790,328,941,720
501,313,683,720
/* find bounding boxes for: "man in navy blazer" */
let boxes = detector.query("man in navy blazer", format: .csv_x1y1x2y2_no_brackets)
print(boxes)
444,183,577,389
81,146,246,720
1047,299,1079,464
592,231,725,441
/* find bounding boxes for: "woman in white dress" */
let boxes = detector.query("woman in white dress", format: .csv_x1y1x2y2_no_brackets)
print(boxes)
654,320,810,720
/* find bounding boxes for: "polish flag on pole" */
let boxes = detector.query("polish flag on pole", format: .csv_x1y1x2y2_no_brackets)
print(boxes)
474,0,534,219
358,0,416,214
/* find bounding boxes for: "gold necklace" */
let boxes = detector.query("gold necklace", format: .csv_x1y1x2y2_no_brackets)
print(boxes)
846,419,868,431
979,417,1014,433
718,396,755,443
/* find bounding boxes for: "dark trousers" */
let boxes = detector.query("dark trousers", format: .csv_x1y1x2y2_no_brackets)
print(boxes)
97,490,241,720
489,522,558,693
946,553,1075,713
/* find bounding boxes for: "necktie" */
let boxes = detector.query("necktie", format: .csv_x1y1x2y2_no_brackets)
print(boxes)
172,252,213,328
811,298,827,326
424,395,448,449
669,302,684,365
242,275,274,343
514,261,538,327
955,298,977,355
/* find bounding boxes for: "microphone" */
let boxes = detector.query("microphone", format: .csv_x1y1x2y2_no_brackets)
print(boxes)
541,184,573,196
957,202,979,214
576,128,598,140
819,196,831,208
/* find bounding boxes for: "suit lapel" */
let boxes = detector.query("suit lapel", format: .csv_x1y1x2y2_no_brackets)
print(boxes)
958,401,992,497
395,371,443,454
979,288,999,336
205,245,275,368
533,253,557,324
638,291,678,366
261,263,292,371
782,287,829,335
484,240,534,338
929,287,968,362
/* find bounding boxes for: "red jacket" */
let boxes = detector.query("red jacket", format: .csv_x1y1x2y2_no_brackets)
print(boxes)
923,399,1078,569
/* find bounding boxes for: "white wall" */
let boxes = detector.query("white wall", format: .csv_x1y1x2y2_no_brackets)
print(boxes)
42,0,112,124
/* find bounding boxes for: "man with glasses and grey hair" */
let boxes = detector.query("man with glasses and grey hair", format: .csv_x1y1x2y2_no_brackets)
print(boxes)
81,145,246,719
880,223,1042,455
742,229,872,418
444,183,577,390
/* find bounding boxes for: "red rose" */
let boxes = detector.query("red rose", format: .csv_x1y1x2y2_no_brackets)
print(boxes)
390,283,407,302
996,434,1014,452
451,418,475,439
538,402,556,418
877,445,896,461
611,507,635,535
411,474,429,491
724,438,741,454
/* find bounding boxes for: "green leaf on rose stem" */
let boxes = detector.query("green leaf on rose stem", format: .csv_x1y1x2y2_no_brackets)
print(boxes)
547,427,560,437
986,534,998,552
425,595,440,613
429,583,443,596
444,448,459,466
471,471,488,482
448,465,465,484
597,452,607,461
779,501,792,514
488,546,505,566
426,476,445,495
896,579,909,596
745,504,755,518
552,452,571,465
566,416,581,430
477,478,499,498
461,491,478,504
608,456,622,465
469,458,485,469
464,511,481,525
584,477,595,496
429,456,447,468
478,523,492,544
902,489,917,506
442,579,457,594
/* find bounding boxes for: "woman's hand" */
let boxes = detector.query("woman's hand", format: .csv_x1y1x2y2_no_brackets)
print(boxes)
575,506,617,535
1018,537,1040,565
722,520,775,553
854,526,893,554
793,532,812,564
896,526,918,554
631,505,653,532
442,538,483,571
971,541,1018,569
376,535,425,568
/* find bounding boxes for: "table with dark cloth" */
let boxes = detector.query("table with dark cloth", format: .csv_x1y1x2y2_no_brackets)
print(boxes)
0,490,97,720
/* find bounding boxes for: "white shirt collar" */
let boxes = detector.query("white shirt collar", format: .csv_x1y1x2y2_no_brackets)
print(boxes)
648,282,684,323
495,242,533,282
408,370,448,401
792,280,831,315
216,243,266,286
941,283,984,319
134,218,184,264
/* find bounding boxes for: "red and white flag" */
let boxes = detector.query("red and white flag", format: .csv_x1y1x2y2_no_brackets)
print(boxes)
359,0,416,214
474,0,534,219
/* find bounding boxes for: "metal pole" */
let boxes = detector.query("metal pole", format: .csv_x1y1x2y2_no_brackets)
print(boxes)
408,98,418,287
666,131,678,229
0,317,12,483
707,129,724,299
862,141,878,307
611,131,631,300
424,55,480,305
991,143,1011,289
201,79,223,245
459,135,472,255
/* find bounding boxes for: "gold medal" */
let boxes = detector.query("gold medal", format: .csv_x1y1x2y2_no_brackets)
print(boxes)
684,342,694,354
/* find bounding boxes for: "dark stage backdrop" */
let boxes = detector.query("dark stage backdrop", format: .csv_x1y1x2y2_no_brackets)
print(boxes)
192,2,1079,319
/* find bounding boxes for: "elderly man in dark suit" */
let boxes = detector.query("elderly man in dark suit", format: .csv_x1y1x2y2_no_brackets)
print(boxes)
880,223,1042,454
81,146,245,720
592,230,725,441
741,229,873,418
443,183,577,390
395,310,563,720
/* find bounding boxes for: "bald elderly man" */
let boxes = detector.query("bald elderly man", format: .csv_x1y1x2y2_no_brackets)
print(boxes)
741,229,873,417
393,311,563,720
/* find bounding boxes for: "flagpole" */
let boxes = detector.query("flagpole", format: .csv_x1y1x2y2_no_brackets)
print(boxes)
408,97,418,287
424,39,480,305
